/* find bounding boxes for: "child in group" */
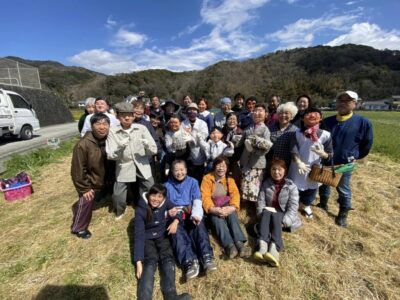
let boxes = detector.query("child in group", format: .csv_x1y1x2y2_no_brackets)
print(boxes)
198,126,234,171
134,183,191,300
287,107,333,218
165,160,217,281
254,159,300,267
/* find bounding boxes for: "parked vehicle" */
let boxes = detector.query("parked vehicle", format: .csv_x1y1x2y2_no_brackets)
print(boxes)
0,89,40,140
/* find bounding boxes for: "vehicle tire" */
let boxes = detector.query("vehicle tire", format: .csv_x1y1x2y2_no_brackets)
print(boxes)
20,125,33,140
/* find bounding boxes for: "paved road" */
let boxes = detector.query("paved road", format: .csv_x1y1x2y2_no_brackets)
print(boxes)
0,122,78,173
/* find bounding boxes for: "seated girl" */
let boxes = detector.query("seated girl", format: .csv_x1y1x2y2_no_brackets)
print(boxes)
164,160,217,281
201,156,251,259
134,183,191,300
254,159,300,267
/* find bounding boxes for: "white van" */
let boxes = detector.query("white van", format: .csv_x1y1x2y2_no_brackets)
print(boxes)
0,89,40,140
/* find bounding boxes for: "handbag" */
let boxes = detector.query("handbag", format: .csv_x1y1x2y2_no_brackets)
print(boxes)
308,163,342,188
213,195,231,207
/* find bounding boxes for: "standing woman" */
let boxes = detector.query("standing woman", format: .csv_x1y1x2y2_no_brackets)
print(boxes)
201,156,251,259
197,97,214,133
291,94,313,128
267,102,298,169
288,107,333,219
222,112,244,186
78,97,96,133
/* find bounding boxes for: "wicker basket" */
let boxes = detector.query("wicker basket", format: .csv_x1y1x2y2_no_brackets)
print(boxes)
308,165,342,187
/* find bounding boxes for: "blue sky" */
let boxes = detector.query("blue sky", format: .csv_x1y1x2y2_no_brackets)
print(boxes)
1,0,399,74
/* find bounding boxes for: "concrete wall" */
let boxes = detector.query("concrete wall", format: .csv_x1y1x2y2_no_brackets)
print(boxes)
0,84,73,126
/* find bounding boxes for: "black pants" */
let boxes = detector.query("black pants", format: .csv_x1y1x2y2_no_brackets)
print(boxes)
259,210,284,251
137,236,177,300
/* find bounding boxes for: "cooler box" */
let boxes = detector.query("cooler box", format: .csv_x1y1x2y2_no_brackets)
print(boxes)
0,177,33,202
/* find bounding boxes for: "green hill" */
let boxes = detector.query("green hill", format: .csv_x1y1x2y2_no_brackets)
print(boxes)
8,44,400,106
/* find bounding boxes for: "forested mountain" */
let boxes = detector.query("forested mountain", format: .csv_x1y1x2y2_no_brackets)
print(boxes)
7,44,400,107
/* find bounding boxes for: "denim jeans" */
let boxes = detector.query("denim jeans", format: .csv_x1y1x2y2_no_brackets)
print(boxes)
258,210,284,251
169,218,213,267
319,171,353,209
298,188,317,206
209,212,247,248
137,236,176,300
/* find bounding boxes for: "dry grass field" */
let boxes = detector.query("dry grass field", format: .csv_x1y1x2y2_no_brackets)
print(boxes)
0,152,399,300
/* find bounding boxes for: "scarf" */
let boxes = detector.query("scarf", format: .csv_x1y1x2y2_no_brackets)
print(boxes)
271,179,285,209
304,124,320,142
336,112,353,122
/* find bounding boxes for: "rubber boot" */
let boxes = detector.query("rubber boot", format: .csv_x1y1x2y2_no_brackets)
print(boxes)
335,208,349,227
316,196,329,211
253,240,268,261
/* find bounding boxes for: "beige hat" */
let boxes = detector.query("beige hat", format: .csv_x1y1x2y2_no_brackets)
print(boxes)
114,102,133,113
186,103,199,111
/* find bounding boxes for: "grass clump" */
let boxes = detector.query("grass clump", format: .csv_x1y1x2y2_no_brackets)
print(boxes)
3,138,77,178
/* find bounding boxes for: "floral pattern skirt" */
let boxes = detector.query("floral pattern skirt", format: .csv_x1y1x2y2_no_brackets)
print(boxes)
241,168,264,202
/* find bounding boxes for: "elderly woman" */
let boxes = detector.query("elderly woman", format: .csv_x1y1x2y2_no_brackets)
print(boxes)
254,159,300,267
165,160,216,281
291,94,313,128
240,104,273,202
222,112,244,186
78,97,96,133
201,156,251,259
267,102,298,169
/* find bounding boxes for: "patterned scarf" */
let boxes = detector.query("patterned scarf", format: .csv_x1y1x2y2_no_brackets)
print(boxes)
304,124,320,142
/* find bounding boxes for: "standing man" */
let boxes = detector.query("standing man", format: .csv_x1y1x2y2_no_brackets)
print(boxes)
232,93,245,113
266,95,280,127
71,113,111,239
106,102,158,219
81,97,119,137
318,91,373,227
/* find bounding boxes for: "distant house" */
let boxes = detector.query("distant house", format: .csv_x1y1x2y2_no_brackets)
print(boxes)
361,100,390,110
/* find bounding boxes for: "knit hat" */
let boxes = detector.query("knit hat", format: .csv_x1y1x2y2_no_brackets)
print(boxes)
220,97,232,105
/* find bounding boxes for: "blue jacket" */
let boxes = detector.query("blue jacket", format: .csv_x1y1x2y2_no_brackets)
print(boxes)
164,176,204,220
134,118,162,155
323,114,373,165
133,196,177,262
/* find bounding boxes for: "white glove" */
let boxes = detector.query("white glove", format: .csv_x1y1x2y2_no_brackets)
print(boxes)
226,141,234,149
297,160,311,175
118,137,130,149
140,139,149,148
232,134,242,143
244,139,253,152
311,142,328,158
183,133,193,143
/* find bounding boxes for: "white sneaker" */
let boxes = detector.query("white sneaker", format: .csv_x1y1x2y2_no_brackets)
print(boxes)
303,206,313,219
115,213,125,221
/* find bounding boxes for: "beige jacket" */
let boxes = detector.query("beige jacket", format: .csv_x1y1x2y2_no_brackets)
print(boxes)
106,124,157,182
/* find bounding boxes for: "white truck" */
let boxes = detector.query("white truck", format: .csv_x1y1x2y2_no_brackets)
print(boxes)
0,89,40,140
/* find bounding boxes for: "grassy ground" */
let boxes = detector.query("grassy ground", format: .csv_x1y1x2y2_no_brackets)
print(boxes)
70,109,84,121
0,112,399,299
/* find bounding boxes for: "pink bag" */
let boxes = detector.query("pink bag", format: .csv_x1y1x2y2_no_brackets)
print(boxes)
213,195,231,207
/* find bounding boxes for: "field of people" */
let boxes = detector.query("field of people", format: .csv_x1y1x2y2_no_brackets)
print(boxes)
0,111,399,299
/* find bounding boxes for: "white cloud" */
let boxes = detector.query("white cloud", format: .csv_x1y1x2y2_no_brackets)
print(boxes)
326,22,400,50
70,0,270,73
201,0,269,32
267,14,358,49
69,49,139,74
105,15,117,29
114,28,147,47
287,0,298,4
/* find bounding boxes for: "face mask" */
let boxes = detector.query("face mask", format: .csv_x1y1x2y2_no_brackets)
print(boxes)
187,111,198,119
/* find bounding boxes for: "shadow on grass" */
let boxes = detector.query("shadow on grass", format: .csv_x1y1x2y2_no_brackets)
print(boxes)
34,284,109,300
